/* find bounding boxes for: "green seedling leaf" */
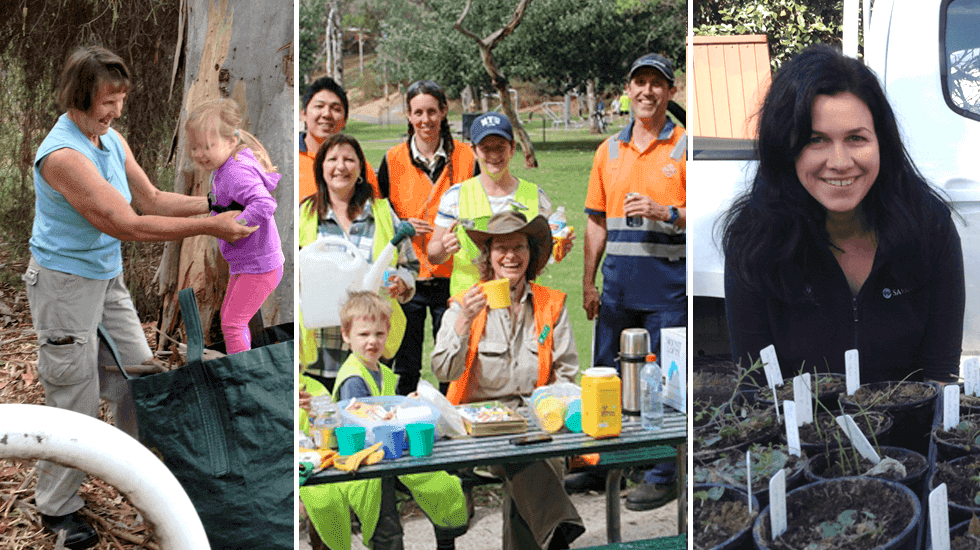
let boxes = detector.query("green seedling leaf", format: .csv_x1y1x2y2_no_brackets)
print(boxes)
707,486,725,500
969,514,980,536
820,521,842,539
703,435,722,447
838,509,857,527
958,420,971,432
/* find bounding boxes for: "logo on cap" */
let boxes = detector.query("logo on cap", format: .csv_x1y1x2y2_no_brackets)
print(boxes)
481,115,502,127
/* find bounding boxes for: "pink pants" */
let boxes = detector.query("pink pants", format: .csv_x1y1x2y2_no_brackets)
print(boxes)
221,266,283,354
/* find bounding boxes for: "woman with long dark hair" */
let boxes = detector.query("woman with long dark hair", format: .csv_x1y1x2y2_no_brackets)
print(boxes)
376,80,478,395
722,44,964,383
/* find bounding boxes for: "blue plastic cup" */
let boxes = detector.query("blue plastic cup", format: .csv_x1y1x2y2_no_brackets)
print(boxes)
405,422,435,457
373,425,406,459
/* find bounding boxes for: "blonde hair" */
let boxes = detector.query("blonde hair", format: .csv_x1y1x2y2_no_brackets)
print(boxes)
185,98,277,172
340,291,392,334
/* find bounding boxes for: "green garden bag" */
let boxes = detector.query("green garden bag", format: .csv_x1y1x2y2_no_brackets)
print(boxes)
111,288,293,550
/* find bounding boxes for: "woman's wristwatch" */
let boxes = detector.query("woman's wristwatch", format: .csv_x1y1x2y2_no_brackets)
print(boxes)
667,205,680,225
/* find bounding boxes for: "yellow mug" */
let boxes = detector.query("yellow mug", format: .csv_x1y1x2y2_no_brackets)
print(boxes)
481,278,511,309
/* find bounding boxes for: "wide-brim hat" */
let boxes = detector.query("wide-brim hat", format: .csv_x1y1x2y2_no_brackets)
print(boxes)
465,211,552,280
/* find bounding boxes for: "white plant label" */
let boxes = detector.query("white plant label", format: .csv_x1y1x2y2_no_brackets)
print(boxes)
944,384,960,432
746,451,752,514
965,357,980,397
929,483,950,550
835,414,880,464
793,374,813,426
783,401,801,457
845,349,860,395
760,345,784,389
769,469,787,540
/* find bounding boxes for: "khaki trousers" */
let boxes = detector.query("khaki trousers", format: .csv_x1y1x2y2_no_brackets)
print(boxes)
24,257,152,516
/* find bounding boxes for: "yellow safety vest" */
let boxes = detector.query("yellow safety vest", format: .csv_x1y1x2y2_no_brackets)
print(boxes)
298,198,407,366
450,177,539,296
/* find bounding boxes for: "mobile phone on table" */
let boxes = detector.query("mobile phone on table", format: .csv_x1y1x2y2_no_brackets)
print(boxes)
510,434,553,446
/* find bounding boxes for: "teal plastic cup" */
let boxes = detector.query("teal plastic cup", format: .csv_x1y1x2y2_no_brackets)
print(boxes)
336,426,366,455
405,422,435,457
565,398,582,432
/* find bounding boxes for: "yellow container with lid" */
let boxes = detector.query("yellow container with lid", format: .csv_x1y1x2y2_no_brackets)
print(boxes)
581,367,622,439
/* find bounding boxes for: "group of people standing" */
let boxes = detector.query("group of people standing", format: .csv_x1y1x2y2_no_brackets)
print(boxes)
297,51,686,550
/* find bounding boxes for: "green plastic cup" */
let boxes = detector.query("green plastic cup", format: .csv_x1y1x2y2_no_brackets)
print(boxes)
336,426,366,455
405,422,435,457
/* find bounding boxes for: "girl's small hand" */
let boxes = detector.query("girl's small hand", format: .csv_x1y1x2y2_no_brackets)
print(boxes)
386,275,409,300
407,218,433,235
561,229,576,259
214,210,258,242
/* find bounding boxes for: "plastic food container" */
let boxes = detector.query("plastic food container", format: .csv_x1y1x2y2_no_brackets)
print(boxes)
338,395,442,445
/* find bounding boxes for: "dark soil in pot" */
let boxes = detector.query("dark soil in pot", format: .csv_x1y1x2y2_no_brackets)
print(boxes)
752,477,920,550
796,410,892,457
934,413,980,462
839,381,937,456
804,446,928,496
932,455,980,526
755,372,847,413
694,405,779,464
694,364,742,428
694,443,806,508
693,484,758,550
951,518,980,550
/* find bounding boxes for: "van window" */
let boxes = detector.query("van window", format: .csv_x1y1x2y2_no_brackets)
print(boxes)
943,0,980,119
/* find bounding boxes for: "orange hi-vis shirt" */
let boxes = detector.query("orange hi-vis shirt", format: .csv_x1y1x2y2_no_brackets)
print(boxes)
584,119,686,309
377,139,477,279
297,133,379,202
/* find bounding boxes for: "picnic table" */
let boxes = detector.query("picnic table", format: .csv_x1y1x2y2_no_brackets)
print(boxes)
304,409,686,545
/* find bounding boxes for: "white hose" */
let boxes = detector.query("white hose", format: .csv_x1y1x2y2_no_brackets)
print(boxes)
0,404,210,550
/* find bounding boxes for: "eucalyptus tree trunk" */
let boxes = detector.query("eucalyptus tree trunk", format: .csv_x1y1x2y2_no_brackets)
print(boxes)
155,0,294,347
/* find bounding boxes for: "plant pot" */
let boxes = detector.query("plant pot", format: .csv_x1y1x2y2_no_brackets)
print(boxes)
694,405,779,464
752,477,921,550
950,518,980,550
839,381,938,456
803,446,928,497
931,455,980,527
754,372,847,414
693,483,758,550
796,410,893,457
694,364,742,428
694,442,807,509
934,413,980,463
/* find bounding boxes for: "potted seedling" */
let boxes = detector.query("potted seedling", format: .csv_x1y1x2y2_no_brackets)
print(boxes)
693,483,758,550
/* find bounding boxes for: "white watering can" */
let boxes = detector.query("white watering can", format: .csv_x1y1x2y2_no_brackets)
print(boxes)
300,222,416,328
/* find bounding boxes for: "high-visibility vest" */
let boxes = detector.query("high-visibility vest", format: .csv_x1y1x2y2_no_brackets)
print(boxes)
331,353,398,402
446,283,566,405
450,177,539,296
381,140,477,279
297,198,407,366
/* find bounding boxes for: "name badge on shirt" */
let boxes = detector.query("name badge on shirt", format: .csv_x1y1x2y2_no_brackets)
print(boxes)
538,325,551,344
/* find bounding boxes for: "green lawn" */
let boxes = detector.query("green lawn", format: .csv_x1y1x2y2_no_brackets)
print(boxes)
347,118,619,386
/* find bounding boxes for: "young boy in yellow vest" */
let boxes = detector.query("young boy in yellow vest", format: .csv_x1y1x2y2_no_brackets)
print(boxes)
300,291,468,550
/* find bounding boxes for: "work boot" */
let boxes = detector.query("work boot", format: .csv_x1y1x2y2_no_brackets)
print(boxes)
625,481,677,511
41,512,98,550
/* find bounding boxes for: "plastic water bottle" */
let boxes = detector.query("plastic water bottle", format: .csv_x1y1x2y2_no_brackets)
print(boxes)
641,354,663,429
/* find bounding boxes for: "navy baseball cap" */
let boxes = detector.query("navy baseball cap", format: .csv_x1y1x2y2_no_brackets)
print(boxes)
470,113,514,144
629,53,674,86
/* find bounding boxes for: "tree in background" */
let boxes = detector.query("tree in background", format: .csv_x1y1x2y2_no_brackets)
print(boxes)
694,0,844,70
157,0,294,345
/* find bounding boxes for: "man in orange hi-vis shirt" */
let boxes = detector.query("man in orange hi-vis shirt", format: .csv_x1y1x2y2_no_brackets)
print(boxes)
573,53,687,512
